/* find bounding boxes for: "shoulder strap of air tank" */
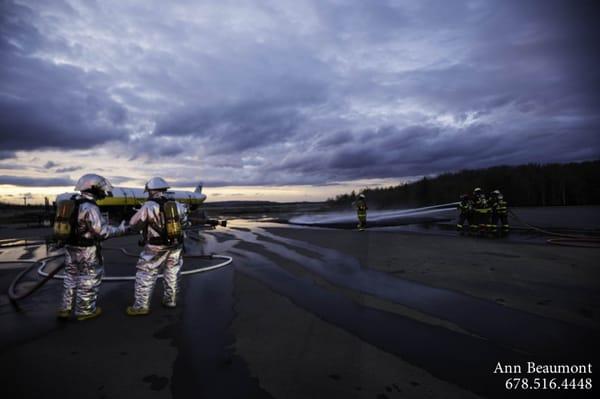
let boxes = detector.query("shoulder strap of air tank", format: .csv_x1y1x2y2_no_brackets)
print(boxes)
147,197,168,243
148,197,168,206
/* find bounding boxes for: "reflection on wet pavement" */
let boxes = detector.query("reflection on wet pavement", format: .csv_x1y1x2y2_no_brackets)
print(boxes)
196,220,595,397
0,221,596,399
223,221,593,356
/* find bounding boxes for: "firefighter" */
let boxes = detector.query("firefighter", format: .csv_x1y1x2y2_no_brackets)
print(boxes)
490,190,509,234
456,194,472,233
354,193,368,231
489,190,499,234
472,187,491,234
55,174,127,320
126,177,188,315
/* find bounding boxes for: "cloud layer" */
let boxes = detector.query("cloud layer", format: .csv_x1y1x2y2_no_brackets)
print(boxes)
1,0,599,192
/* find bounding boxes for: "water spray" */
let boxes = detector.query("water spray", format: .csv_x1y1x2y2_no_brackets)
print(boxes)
289,201,459,226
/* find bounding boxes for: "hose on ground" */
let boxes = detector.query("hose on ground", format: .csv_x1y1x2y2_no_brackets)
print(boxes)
545,238,600,248
3,254,64,302
0,239,46,249
6,247,233,301
508,209,600,248
37,249,233,281
3,220,231,301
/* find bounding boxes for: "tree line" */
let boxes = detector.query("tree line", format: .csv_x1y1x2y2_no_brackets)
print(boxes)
327,160,600,209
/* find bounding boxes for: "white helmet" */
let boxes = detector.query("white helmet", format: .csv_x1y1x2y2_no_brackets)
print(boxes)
358,193,366,199
492,189,501,195
144,177,170,192
74,174,113,197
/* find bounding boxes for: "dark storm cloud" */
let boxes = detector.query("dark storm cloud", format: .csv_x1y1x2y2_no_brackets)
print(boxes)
106,176,135,185
55,165,83,173
281,0,599,182
171,176,324,188
155,99,310,155
272,122,600,183
1,0,599,188
0,151,15,160
125,136,191,161
0,58,128,151
0,175,74,186
0,1,128,152
316,131,354,147
171,179,263,188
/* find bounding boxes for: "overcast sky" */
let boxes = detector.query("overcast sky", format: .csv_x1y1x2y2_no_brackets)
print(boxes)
1,0,599,202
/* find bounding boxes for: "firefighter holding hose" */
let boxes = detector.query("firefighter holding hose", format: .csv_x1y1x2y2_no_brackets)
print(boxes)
456,194,472,233
472,187,491,234
490,190,509,234
355,193,368,231
126,177,188,315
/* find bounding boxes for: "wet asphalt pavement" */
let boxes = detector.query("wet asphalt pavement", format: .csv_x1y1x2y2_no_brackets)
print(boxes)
0,220,598,398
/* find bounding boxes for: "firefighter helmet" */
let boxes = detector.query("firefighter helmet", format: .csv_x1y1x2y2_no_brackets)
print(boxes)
144,177,170,192
74,174,114,198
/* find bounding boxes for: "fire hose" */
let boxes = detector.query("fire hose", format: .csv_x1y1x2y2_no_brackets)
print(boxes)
508,209,600,248
3,254,65,302
3,221,234,302
37,248,233,281
0,238,45,248
4,246,233,303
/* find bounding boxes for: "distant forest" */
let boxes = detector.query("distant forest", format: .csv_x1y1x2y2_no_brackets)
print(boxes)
327,160,600,208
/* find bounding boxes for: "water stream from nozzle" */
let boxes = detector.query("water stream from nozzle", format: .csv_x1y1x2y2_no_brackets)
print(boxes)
289,201,459,225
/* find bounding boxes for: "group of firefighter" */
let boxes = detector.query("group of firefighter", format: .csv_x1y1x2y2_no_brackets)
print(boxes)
352,188,509,235
457,187,509,235
54,174,187,321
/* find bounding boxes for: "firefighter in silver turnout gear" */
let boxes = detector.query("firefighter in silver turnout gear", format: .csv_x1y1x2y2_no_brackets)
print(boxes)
126,177,188,316
57,174,127,321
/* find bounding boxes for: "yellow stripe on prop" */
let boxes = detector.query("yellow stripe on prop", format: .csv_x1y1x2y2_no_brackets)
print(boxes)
97,197,204,207
97,197,145,206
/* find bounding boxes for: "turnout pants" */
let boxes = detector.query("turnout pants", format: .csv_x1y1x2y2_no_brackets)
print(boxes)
357,212,367,229
475,210,491,233
457,213,470,231
492,213,509,232
60,245,103,316
132,244,183,310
